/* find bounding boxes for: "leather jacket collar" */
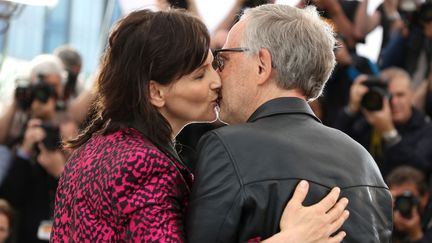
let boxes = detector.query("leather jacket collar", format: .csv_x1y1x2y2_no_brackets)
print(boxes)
247,97,321,123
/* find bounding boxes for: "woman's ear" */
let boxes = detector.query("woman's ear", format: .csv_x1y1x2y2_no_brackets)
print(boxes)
149,80,166,108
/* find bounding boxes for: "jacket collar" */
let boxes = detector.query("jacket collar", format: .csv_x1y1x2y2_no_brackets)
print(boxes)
247,97,321,123
129,120,183,163
396,107,430,132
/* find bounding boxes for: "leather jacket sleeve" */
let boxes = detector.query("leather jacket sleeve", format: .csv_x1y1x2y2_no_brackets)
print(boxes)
186,131,243,243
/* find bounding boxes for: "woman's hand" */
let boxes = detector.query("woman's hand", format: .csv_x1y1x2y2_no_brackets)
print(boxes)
263,180,349,243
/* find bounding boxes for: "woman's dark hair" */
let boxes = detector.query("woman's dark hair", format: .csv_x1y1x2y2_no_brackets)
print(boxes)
66,9,210,149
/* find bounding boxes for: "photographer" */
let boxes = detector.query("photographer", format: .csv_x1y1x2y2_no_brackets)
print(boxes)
53,45,82,101
387,166,432,243
335,68,432,178
0,80,76,242
0,54,66,146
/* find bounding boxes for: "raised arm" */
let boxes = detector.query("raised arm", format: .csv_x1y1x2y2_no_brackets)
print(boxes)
0,101,18,144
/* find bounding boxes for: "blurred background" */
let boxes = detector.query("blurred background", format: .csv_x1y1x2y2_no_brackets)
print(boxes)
0,0,382,109
2,1,432,242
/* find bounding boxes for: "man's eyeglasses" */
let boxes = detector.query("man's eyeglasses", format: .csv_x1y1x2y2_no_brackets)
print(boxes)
212,48,250,71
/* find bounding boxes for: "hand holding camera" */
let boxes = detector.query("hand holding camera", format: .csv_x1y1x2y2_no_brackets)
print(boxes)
348,75,396,134
37,143,65,178
347,75,370,113
20,119,46,155
20,119,62,155
20,118,64,177
363,98,395,134
394,191,423,241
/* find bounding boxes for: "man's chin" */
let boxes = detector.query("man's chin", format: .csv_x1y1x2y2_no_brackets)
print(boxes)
392,114,409,125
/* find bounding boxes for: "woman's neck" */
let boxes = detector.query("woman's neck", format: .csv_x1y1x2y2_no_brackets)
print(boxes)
170,120,188,141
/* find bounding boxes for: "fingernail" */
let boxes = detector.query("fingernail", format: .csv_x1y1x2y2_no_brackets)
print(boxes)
342,198,349,205
344,210,350,218
299,180,308,188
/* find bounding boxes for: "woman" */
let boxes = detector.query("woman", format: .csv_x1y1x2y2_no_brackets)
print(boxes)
51,9,347,242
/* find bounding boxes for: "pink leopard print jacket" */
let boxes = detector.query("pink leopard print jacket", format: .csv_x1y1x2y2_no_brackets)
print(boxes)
50,128,193,242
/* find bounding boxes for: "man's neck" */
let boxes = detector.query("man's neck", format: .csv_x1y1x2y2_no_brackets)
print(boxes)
254,87,306,112
235,87,306,125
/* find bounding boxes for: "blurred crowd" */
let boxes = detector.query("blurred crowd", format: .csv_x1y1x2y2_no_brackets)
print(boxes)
0,0,431,242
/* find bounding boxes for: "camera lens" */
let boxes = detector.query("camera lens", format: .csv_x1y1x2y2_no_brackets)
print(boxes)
359,78,389,111
361,89,384,111
32,88,50,103
31,83,56,104
394,191,419,219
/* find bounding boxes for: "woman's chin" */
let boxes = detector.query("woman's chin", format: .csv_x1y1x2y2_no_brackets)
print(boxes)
191,112,218,124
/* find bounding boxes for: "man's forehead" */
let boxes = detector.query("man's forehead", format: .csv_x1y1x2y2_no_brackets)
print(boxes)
389,77,411,91
390,183,419,195
224,19,247,48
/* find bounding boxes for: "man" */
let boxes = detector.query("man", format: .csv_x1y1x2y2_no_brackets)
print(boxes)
0,80,76,242
0,54,65,145
386,166,432,243
335,68,432,178
54,45,82,100
186,4,392,242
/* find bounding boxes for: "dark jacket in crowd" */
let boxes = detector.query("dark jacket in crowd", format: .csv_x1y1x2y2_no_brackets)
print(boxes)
186,97,393,243
335,107,432,178
0,155,58,243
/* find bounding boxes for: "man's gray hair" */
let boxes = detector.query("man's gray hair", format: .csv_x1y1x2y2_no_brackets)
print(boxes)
241,4,336,100
29,54,66,83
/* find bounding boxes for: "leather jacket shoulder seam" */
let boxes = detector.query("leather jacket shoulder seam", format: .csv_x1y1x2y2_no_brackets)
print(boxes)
211,130,245,188
242,178,390,190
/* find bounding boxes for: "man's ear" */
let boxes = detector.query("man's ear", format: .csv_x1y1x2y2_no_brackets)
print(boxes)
257,48,273,85
149,80,166,108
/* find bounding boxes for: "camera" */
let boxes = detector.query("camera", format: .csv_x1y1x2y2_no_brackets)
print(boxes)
15,78,33,111
394,191,420,218
39,123,61,151
15,76,57,111
360,77,390,111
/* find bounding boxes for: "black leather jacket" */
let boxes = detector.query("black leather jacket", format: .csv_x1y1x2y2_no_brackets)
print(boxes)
186,97,392,243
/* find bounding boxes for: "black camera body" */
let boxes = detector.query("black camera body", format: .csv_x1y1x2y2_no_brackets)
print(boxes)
15,79,33,111
15,76,56,111
394,191,420,219
360,77,390,111
39,123,61,151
